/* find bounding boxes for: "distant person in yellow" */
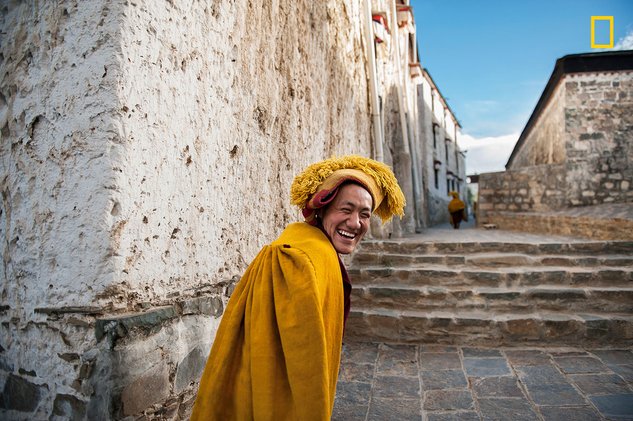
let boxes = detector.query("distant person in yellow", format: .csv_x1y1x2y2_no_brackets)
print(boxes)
448,191,467,229
191,155,405,420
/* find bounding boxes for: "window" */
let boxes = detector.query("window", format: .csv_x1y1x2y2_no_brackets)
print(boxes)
432,123,438,149
445,140,449,165
433,160,441,190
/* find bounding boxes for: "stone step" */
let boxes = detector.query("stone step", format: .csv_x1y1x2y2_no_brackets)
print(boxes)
351,285,633,313
350,266,633,288
358,240,633,256
352,252,633,268
344,308,633,346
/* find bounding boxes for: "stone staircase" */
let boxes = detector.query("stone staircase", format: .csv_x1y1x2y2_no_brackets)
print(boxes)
344,237,633,346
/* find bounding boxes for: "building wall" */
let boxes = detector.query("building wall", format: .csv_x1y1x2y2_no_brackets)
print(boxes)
478,68,633,229
564,72,633,206
478,164,567,221
0,0,380,419
417,73,466,227
507,81,566,168
370,0,420,234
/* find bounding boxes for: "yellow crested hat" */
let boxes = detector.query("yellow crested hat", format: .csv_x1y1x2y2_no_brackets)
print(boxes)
290,155,406,225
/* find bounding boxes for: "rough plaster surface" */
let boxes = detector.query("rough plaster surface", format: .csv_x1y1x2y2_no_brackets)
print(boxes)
1,0,374,310
110,0,374,306
1,0,122,314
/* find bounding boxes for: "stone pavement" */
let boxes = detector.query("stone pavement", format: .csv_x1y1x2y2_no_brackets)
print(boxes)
333,342,633,421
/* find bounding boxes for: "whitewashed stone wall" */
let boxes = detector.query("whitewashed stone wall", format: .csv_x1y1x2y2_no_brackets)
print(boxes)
1,0,387,419
418,73,465,227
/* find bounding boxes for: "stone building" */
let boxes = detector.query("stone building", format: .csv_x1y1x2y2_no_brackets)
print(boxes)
366,2,466,233
0,0,461,419
478,50,633,239
418,69,466,226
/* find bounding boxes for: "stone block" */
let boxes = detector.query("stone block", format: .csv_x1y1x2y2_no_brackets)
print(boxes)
365,314,400,341
505,350,552,366
463,358,510,377
516,364,568,386
423,390,474,411
539,406,601,421
462,348,502,358
478,397,539,420
120,363,171,417
0,374,46,412
335,381,371,405
419,353,462,371
590,393,633,419
338,362,375,383
180,296,223,317
372,374,421,399
525,382,586,406
543,318,584,341
175,346,207,394
427,411,480,421
95,306,177,343
342,342,379,364
471,376,525,398
369,287,420,307
376,356,418,377
592,350,633,365
570,373,629,395
332,402,368,420
502,319,541,341
52,394,87,419
420,370,467,390
367,397,421,420
553,356,609,374
528,289,586,301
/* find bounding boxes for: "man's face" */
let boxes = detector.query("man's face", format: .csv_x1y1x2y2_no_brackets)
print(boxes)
320,183,372,254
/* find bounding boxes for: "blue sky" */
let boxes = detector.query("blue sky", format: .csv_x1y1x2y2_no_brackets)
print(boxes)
410,0,633,174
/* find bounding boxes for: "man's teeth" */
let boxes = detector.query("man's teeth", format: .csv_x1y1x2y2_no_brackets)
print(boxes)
338,230,356,239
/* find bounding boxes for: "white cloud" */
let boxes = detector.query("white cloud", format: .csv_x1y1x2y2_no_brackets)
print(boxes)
457,132,519,175
612,30,633,50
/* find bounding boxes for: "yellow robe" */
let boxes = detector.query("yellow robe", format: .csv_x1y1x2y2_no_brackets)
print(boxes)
448,197,465,214
191,222,344,421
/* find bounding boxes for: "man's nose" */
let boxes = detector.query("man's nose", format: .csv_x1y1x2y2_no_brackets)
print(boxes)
347,213,361,229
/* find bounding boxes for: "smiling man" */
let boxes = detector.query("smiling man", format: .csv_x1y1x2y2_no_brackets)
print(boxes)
319,183,372,255
191,155,404,421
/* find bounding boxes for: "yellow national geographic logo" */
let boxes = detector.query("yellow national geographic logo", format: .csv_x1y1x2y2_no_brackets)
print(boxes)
591,16,614,48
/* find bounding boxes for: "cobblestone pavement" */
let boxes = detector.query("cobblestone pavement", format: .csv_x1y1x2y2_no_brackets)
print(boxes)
333,342,633,421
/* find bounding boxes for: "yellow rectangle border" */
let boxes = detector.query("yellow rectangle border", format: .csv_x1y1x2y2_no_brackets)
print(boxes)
591,16,614,48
